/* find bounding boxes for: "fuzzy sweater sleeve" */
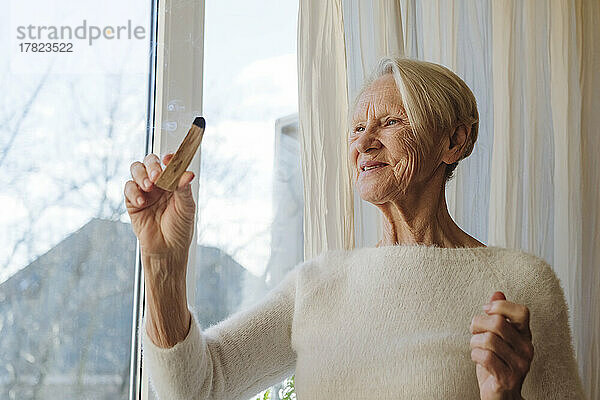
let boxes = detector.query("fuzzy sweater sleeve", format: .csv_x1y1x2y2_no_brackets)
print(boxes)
519,258,587,400
141,259,307,400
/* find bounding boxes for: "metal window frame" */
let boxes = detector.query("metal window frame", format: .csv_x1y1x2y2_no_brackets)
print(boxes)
129,0,205,399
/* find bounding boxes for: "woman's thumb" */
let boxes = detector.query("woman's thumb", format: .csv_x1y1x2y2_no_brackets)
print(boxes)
173,171,196,210
489,291,507,302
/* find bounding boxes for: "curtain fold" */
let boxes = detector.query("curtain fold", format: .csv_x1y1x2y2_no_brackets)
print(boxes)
548,0,584,369
297,1,598,397
579,1,600,395
489,0,520,248
297,0,354,260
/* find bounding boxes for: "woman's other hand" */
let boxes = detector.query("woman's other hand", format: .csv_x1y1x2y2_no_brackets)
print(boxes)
124,152,196,267
470,291,534,400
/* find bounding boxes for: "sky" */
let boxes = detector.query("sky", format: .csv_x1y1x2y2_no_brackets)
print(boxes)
0,0,299,282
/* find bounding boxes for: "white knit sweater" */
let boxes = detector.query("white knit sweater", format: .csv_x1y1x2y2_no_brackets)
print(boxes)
142,245,586,399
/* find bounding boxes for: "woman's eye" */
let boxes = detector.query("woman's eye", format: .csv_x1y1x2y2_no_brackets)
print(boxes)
354,126,365,133
385,119,399,126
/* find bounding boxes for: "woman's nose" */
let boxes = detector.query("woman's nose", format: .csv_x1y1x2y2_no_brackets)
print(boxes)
355,127,382,153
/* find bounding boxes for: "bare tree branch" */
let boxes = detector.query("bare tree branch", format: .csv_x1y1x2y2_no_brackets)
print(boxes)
0,69,51,168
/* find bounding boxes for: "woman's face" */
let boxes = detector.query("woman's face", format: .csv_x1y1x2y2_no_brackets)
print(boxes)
348,74,444,204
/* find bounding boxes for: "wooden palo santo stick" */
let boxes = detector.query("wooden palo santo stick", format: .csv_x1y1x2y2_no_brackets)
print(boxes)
155,116,205,192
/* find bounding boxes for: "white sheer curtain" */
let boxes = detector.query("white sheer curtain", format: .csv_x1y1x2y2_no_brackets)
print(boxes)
487,2,598,396
297,0,354,260
297,0,599,398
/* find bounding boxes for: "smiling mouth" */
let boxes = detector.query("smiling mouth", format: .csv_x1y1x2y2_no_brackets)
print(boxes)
360,164,388,174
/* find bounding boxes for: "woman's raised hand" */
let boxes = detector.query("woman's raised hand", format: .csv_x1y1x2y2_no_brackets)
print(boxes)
124,153,196,263
470,291,534,400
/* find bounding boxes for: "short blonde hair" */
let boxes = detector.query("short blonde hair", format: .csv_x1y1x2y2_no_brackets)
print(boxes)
351,57,479,182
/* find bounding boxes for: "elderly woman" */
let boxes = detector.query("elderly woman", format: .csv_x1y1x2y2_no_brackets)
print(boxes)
124,57,585,399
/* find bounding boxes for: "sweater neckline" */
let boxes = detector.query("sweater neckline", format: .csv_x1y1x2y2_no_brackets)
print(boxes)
366,243,506,263
375,243,489,250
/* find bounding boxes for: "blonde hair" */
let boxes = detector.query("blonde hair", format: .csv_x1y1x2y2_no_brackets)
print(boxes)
351,57,479,182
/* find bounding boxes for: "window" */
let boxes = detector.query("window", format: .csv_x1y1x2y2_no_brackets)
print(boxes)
0,1,151,399
142,0,303,399
133,0,301,399
142,1,302,399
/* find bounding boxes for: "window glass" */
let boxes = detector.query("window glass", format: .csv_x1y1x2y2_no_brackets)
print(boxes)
150,1,302,399
0,1,151,399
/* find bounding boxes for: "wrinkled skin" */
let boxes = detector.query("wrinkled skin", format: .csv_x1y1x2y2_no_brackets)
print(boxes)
470,291,533,400
348,73,484,248
349,79,434,201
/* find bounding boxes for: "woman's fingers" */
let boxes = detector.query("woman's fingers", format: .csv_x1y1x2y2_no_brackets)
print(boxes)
470,331,513,365
163,153,174,165
126,153,171,210
131,153,192,192
470,313,522,352
481,302,534,359
470,331,530,375
130,161,153,192
144,153,163,182
470,311,535,376
484,300,531,338
124,180,146,208
470,347,512,386
177,171,195,189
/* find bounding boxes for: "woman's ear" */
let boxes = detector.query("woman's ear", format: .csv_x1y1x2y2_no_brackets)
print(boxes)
442,124,471,165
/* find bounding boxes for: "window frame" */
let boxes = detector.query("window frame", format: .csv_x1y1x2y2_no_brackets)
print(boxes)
129,0,206,399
